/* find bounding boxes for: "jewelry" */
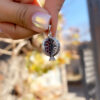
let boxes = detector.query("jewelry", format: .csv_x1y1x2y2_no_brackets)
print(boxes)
42,31,60,61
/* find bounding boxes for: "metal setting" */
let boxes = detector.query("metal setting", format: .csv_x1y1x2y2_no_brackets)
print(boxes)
42,32,60,61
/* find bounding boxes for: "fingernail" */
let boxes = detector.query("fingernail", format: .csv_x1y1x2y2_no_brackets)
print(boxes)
32,12,51,30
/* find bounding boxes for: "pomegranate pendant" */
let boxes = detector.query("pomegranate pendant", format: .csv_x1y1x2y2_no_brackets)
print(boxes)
42,33,60,61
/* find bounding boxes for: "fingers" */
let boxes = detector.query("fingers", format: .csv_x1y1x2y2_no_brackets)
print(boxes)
44,0,58,37
0,23,39,39
50,13,58,37
0,1,51,33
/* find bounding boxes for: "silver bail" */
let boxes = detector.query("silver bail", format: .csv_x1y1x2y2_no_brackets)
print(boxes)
48,25,52,37
49,56,55,61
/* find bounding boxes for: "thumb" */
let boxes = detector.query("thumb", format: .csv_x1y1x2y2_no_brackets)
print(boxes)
0,1,51,33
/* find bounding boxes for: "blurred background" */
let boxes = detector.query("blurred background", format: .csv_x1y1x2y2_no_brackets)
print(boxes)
0,0,99,100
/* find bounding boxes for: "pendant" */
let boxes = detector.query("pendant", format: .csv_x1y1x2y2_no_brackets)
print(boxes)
42,33,60,61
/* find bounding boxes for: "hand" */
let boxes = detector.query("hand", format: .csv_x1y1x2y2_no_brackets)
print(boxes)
0,0,51,39
44,0,65,36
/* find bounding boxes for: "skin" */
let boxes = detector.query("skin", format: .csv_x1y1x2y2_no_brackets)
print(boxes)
44,0,65,36
0,0,65,39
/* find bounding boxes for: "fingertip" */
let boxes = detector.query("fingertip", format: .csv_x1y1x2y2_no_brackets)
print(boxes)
51,25,57,37
50,14,58,37
52,32,56,37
